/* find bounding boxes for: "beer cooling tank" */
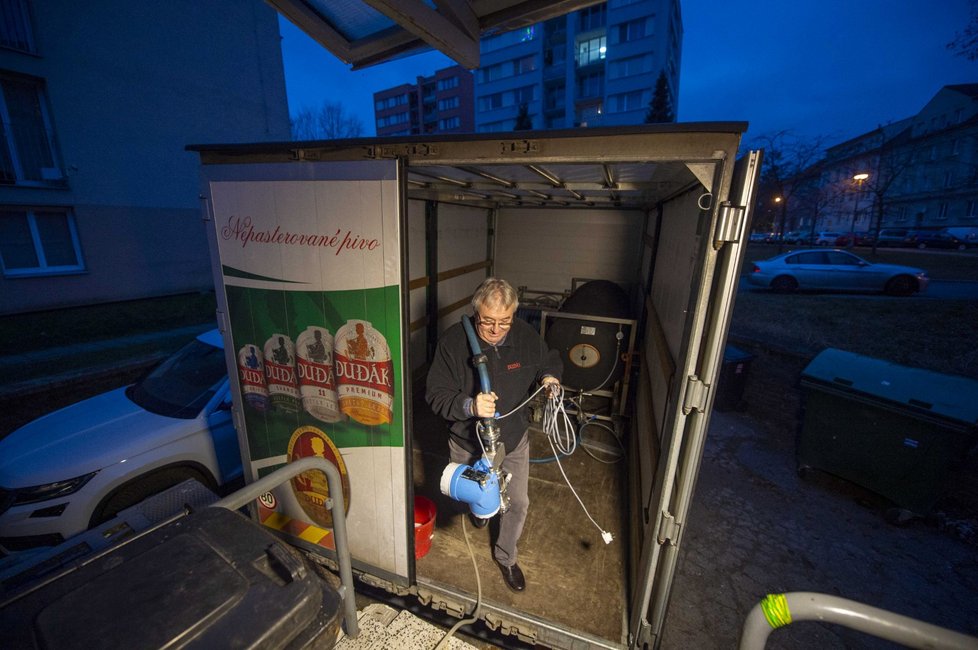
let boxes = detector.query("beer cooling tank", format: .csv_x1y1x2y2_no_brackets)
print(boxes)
545,280,630,391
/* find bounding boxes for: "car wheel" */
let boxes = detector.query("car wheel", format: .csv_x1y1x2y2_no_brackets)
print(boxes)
957,243,967,251
885,275,916,297
916,242,927,249
771,275,798,293
89,465,215,528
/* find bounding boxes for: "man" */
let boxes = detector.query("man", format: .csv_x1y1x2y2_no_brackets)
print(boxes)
426,278,562,592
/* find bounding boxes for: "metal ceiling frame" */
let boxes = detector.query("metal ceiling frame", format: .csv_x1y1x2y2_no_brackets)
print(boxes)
268,0,605,69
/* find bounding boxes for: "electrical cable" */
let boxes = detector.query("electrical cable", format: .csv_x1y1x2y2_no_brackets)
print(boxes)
433,515,482,650
579,420,625,464
540,383,614,544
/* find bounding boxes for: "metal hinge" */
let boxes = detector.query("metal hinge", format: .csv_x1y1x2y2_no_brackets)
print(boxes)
658,511,681,545
634,620,653,648
714,201,746,244
682,375,709,414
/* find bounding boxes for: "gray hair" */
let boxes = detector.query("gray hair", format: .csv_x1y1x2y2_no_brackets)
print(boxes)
471,277,518,312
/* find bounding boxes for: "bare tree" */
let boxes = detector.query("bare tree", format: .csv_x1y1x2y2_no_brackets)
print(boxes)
748,131,829,251
291,101,364,140
948,0,978,60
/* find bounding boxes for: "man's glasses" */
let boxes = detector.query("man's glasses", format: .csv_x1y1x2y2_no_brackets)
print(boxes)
476,316,512,330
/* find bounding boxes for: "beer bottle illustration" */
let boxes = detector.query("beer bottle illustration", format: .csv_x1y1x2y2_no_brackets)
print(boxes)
263,333,300,413
296,326,343,423
237,344,270,411
334,319,394,425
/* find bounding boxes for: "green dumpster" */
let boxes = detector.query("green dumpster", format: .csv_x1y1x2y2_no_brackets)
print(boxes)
798,348,978,515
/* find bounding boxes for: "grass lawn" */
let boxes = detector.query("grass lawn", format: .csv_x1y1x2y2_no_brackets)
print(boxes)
729,291,978,379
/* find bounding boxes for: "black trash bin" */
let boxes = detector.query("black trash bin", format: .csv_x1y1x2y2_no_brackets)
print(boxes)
798,348,978,515
714,344,753,411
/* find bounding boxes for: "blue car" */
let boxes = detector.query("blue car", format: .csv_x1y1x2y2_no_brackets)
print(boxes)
747,249,929,296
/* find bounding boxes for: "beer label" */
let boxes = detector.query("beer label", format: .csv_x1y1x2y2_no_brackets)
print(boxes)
296,326,343,423
237,344,269,411
335,319,394,425
287,425,351,528
263,333,300,413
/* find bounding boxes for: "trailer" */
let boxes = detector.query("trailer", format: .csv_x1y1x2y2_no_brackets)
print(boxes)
191,124,762,649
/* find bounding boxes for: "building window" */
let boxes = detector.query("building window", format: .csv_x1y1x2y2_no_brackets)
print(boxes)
480,62,506,83
514,54,537,75
436,76,459,91
577,72,604,98
937,202,949,220
616,17,651,43
965,200,975,218
482,27,536,53
0,74,63,185
0,207,84,276
0,0,35,54
609,90,643,112
478,92,504,112
576,36,606,67
944,171,953,188
578,4,607,32
437,96,459,111
609,54,651,79
514,86,534,104
438,116,460,130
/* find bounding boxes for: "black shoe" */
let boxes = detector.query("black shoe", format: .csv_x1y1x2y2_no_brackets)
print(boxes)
495,560,525,592
468,512,489,529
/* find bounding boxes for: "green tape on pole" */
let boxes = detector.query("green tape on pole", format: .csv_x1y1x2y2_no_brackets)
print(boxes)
760,593,792,629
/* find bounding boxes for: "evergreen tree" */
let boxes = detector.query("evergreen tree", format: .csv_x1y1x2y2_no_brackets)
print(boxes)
645,71,675,123
514,103,533,130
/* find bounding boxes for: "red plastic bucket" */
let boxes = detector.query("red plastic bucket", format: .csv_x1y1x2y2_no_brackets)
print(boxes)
414,495,437,559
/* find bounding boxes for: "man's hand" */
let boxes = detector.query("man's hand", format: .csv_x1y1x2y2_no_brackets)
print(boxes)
474,391,498,418
541,376,560,396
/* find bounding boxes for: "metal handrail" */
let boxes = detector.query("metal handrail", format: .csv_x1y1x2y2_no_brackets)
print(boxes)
211,457,359,639
739,592,977,650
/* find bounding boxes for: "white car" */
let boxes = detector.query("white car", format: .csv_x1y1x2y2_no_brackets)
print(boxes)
0,329,241,550
814,231,844,245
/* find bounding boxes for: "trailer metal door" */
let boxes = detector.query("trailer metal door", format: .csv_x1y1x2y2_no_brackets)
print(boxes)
630,151,762,649
201,159,414,584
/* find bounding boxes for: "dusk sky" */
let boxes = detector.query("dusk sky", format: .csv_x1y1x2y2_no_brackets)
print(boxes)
279,0,977,148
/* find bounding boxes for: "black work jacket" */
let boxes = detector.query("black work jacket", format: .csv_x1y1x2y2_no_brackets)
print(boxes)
425,318,562,455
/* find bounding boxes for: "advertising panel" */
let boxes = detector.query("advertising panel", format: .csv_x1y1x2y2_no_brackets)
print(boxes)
204,162,408,579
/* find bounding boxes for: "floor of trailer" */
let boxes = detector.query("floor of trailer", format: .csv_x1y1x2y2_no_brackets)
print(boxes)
411,395,628,645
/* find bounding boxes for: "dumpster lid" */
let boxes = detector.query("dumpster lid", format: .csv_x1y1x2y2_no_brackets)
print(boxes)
801,348,978,425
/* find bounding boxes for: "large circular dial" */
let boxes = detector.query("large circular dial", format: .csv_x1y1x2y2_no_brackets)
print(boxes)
569,343,600,368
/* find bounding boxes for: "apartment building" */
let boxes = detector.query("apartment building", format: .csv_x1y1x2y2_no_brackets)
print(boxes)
474,0,682,132
783,84,978,235
0,0,290,314
374,65,475,137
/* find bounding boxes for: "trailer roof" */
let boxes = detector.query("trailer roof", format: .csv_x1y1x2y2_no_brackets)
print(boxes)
269,0,613,70
190,123,748,211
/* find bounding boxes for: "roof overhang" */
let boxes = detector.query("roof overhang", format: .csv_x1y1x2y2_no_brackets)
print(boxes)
268,0,604,70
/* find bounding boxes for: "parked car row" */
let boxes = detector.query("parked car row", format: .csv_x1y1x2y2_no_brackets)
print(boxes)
750,227,977,250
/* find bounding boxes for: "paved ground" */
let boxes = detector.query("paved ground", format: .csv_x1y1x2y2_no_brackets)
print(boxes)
661,409,978,649
2,328,977,648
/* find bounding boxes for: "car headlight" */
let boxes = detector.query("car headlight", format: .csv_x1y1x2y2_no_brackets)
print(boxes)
10,471,100,506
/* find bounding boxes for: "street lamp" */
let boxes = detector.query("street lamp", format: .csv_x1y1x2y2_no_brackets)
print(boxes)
849,173,870,246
